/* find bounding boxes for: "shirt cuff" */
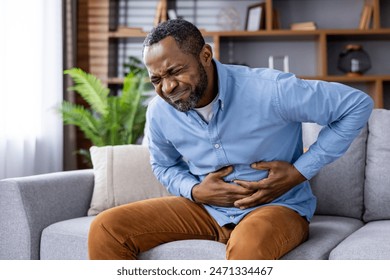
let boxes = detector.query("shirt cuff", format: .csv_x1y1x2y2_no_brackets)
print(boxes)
179,177,201,201
293,150,322,180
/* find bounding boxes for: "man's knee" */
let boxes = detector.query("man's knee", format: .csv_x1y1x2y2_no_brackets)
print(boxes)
88,206,138,259
89,208,119,236
225,206,308,260
225,219,275,260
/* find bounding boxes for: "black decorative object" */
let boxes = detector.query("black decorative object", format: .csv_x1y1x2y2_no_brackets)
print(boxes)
337,44,371,76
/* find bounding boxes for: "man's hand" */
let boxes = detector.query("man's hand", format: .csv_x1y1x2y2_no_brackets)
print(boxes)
233,161,307,210
191,166,255,207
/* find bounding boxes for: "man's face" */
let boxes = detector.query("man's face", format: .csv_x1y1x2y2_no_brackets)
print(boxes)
143,37,208,112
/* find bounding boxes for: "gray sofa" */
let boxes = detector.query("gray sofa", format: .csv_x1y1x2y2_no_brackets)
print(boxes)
1,108,390,260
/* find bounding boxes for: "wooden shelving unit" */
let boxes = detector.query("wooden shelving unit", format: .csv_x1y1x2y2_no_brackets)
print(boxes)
71,0,390,168
78,0,390,109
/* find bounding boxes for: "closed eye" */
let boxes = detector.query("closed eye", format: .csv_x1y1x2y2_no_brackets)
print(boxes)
150,77,161,85
170,68,182,75
149,65,185,86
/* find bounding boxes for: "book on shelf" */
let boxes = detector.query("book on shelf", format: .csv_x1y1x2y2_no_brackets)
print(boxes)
290,21,317,30
272,8,281,29
359,3,373,29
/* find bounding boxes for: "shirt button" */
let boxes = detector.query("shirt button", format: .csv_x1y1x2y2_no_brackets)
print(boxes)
230,216,234,219
214,143,220,149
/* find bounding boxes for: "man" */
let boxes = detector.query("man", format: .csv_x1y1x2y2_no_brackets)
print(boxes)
88,19,373,260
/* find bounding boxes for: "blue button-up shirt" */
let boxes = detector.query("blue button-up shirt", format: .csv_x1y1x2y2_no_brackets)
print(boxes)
146,59,373,226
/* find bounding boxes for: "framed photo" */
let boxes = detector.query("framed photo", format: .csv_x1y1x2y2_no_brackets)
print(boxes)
245,3,265,31
268,55,290,72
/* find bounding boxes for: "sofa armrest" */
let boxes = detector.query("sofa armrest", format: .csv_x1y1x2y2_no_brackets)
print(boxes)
0,169,94,259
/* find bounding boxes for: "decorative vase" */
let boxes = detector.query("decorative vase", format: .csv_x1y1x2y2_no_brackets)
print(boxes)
337,44,371,76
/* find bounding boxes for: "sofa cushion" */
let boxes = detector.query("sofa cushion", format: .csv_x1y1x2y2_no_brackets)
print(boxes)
281,215,364,260
40,215,364,260
40,216,95,260
40,216,226,260
329,220,390,260
363,109,390,222
137,215,365,260
138,240,226,260
88,144,170,216
302,123,367,219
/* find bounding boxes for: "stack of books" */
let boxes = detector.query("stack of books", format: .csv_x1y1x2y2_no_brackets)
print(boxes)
290,21,317,31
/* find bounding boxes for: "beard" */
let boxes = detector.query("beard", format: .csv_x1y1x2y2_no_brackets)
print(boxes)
166,62,208,112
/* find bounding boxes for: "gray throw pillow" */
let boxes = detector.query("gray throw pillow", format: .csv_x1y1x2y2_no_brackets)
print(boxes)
302,122,367,219
363,109,390,222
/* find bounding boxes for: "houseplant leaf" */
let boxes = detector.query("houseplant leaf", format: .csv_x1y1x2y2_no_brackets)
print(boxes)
64,68,109,117
59,101,104,146
61,61,149,165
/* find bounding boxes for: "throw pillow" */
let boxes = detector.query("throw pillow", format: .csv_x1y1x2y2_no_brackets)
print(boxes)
302,122,367,219
88,144,170,216
364,109,390,222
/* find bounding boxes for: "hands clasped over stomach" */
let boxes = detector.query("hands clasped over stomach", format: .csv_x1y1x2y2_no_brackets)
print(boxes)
191,161,307,210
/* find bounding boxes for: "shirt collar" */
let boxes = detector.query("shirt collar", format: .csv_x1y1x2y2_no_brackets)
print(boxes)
213,59,228,107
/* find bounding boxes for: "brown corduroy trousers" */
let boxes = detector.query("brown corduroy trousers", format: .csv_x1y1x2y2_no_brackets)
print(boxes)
88,196,309,260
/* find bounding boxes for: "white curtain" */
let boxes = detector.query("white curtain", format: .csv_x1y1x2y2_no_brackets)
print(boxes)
0,0,63,179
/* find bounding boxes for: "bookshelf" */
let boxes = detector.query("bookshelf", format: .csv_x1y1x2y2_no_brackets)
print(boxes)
74,0,390,167
76,0,390,108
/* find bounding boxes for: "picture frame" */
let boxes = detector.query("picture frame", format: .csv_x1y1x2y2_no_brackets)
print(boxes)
268,55,290,72
245,3,265,31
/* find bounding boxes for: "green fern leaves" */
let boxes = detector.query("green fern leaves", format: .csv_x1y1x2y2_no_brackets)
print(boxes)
60,67,149,163
64,68,109,116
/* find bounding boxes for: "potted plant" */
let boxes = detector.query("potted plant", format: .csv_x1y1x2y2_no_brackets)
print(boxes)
60,63,149,166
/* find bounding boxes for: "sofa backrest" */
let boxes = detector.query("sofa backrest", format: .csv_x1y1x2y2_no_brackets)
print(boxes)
363,109,390,222
302,122,368,219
